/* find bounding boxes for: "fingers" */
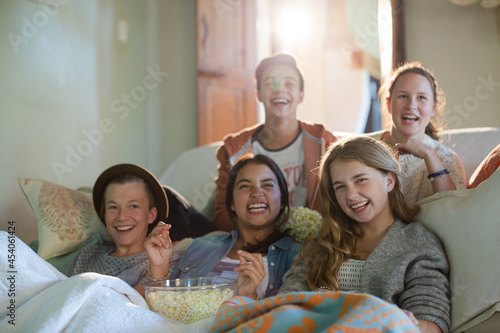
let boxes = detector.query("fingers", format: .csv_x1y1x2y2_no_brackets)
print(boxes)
235,251,265,299
235,250,265,278
145,222,172,249
151,221,171,235
236,250,264,269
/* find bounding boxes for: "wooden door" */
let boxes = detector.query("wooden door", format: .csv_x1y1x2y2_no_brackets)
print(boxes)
197,0,258,145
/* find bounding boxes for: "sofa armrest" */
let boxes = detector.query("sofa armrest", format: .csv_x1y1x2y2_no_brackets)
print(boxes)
438,127,500,180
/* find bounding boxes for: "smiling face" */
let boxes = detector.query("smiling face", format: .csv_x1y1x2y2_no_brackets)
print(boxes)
104,182,157,255
230,163,283,232
387,73,436,141
257,64,304,120
329,159,395,228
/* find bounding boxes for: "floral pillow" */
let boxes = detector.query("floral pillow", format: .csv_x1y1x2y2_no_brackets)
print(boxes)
17,177,112,260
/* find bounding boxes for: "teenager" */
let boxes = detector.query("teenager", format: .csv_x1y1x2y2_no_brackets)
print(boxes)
214,52,336,230
280,137,451,333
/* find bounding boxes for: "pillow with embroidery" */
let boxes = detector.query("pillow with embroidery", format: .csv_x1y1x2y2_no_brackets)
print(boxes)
17,177,111,260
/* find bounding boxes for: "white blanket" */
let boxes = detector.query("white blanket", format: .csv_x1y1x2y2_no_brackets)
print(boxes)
0,232,213,333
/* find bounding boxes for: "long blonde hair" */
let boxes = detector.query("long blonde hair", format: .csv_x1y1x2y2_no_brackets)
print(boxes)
298,136,420,291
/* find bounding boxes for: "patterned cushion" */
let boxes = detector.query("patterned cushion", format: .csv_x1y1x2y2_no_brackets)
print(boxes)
17,177,111,259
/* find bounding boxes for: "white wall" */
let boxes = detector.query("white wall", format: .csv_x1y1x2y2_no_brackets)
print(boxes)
260,0,378,134
0,0,198,244
2,0,498,244
404,0,500,129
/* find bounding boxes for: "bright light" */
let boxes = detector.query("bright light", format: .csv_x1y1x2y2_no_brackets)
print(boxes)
276,8,312,46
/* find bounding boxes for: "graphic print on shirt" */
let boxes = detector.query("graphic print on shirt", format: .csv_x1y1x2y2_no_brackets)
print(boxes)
252,131,307,207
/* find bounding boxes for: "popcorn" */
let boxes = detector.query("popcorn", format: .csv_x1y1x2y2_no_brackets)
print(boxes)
279,206,323,243
146,288,234,324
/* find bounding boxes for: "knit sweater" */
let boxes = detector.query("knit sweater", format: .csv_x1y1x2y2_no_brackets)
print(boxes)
60,245,149,287
279,220,451,333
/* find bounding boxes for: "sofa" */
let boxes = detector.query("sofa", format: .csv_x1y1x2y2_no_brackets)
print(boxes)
16,127,500,333
159,127,500,220
158,126,500,333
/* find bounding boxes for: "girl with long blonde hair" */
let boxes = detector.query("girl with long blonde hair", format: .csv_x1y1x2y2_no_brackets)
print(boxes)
280,136,451,333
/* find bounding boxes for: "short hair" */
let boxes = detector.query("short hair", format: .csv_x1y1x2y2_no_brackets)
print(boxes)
100,174,156,232
255,52,304,92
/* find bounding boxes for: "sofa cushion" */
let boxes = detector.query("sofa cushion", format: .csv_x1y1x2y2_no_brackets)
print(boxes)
17,177,112,260
416,169,500,332
159,142,221,220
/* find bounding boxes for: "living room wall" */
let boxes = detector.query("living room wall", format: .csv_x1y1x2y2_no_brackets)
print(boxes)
404,0,500,129
1,0,498,244
0,0,197,243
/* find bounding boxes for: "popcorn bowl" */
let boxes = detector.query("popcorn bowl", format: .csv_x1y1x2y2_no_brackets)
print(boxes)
143,277,237,324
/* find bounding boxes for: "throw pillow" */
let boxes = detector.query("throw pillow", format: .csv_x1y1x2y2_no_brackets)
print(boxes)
17,177,112,260
416,168,500,332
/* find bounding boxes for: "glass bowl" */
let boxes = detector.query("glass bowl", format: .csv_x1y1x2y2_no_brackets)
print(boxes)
143,276,237,324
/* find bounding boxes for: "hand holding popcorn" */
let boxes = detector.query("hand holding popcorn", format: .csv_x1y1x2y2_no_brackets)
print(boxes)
144,222,172,278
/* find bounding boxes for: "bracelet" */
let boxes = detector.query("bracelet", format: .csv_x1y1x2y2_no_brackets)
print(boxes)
427,169,450,182
147,268,174,282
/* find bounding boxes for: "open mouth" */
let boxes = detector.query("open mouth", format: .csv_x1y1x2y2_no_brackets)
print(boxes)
350,200,369,212
115,225,135,232
272,98,288,106
402,114,419,123
248,203,268,213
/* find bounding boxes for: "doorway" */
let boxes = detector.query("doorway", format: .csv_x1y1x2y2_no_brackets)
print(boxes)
197,0,391,145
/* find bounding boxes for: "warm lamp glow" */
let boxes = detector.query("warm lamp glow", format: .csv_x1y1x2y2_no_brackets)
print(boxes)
276,8,312,46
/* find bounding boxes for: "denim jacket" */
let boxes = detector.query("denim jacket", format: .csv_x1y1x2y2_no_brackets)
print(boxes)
173,230,301,297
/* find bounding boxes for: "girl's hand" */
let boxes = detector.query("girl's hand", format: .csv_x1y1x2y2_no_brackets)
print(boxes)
144,222,172,278
234,250,265,299
395,137,430,159
395,137,457,193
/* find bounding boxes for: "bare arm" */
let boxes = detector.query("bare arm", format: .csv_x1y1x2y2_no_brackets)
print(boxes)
397,138,457,193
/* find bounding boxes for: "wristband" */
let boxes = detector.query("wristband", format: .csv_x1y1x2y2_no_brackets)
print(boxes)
428,169,450,182
147,268,174,282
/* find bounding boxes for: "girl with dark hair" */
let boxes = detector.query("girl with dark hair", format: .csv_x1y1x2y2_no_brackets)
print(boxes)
143,154,300,300
280,136,451,333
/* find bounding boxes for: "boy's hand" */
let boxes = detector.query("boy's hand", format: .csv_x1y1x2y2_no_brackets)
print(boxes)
144,222,172,273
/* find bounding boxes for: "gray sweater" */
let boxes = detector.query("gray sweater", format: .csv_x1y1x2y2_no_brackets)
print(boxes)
60,245,149,287
279,220,451,333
